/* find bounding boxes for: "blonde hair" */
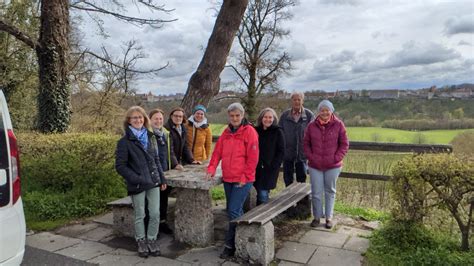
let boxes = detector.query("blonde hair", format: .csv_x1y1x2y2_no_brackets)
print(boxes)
256,107,279,127
123,106,151,130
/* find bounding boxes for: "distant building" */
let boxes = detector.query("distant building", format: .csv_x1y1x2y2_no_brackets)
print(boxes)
369,89,400,99
451,88,472,98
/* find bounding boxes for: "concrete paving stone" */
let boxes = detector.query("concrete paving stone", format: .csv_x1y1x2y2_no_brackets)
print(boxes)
93,212,114,226
275,241,317,264
55,240,115,261
26,232,83,252
336,226,372,237
107,248,137,256
299,230,349,249
55,223,100,238
307,246,363,266
343,236,370,253
78,226,115,241
176,246,224,264
135,256,190,265
309,220,339,232
278,260,305,265
221,261,240,266
87,253,144,265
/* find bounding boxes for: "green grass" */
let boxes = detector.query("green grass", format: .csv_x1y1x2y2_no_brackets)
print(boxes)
334,201,390,221
210,124,473,144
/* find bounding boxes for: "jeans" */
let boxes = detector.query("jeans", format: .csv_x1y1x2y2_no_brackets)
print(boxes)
309,167,341,220
256,189,269,205
131,187,160,241
223,181,253,249
283,160,307,186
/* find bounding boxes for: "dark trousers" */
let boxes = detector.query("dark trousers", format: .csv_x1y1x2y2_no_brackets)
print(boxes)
223,182,253,249
159,185,172,221
283,160,307,186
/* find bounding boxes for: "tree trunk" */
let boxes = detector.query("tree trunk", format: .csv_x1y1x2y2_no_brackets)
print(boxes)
243,66,257,122
460,227,469,251
181,0,249,115
36,0,70,133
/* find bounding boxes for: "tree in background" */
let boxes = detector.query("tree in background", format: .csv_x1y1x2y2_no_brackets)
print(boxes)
181,0,249,116
0,0,173,133
229,0,295,121
0,1,39,129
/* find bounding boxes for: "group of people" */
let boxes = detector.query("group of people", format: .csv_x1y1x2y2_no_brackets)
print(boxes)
115,92,349,259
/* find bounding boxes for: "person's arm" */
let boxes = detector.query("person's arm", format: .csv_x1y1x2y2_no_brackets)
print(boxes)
115,139,140,185
335,122,349,162
243,127,259,184
303,123,313,160
183,137,195,164
205,127,212,159
207,135,223,176
272,128,286,169
168,132,179,168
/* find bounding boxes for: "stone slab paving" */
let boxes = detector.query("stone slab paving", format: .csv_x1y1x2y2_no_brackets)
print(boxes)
93,212,114,226
26,232,83,252
337,226,372,237
275,241,317,264
135,256,190,265
175,246,225,265
278,260,305,265
55,223,100,238
307,246,363,266
343,236,370,253
55,240,115,261
86,253,144,265
77,227,115,242
299,230,349,249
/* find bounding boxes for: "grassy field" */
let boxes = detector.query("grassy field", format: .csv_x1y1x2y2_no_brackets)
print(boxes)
210,124,473,144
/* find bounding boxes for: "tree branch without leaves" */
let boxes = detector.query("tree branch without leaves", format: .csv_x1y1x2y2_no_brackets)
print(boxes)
0,19,38,49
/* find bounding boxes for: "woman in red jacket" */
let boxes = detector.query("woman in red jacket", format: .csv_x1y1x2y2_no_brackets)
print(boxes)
303,100,349,229
207,102,259,259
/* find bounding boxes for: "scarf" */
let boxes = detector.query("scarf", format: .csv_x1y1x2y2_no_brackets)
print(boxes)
188,115,208,128
317,114,334,126
129,126,148,149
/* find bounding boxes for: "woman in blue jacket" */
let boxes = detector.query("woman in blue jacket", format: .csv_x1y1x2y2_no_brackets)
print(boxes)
115,106,167,258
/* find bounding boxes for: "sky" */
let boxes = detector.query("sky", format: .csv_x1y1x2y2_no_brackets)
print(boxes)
77,0,474,95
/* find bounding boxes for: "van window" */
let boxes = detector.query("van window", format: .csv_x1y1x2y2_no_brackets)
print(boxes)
0,102,10,207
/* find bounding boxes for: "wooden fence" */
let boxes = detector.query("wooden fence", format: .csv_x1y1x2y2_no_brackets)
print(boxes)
212,136,452,181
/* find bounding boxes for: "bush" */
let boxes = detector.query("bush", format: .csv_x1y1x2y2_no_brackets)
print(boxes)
451,131,474,160
382,118,474,131
17,132,126,229
366,221,474,265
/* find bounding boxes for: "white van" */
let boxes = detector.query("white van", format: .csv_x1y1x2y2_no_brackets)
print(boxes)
0,90,25,265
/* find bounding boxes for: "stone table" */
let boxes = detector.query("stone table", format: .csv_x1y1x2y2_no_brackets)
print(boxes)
165,164,222,247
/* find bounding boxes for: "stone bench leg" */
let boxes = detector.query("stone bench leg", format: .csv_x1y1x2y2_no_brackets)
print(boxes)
112,206,134,238
235,222,274,265
174,188,214,247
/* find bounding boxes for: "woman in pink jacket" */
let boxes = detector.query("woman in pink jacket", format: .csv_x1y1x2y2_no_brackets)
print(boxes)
303,100,349,229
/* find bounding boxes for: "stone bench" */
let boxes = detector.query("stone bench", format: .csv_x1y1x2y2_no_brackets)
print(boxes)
232,182,312,265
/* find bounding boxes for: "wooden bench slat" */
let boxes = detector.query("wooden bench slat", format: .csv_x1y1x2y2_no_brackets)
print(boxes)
232,183,311,225
232,183,305,223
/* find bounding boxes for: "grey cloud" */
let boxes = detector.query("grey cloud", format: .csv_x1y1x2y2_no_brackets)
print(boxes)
444,15,474,36
319,0,360,6
383,42,460,68
458,40,471,46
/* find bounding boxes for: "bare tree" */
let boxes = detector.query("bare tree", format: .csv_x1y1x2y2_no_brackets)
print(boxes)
229,0,295,121
0,0,173,133
180,0,249,115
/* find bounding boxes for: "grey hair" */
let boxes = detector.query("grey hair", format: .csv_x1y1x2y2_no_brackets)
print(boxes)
256,108,279,127
227,102,245,115
290,91,304,100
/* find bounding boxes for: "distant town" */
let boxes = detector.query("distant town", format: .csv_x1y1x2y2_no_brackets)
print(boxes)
136,83,474,102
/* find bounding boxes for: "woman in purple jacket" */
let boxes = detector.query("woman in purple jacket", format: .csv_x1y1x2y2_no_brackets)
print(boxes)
303,100,349,229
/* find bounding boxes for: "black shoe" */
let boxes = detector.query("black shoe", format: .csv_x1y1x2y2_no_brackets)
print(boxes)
147,239,161,256
310,218,320,227
325,219,333,229
219,247,235,259
137,238,149,258
159,222,173,235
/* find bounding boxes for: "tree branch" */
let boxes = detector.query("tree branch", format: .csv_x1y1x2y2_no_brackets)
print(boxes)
0,19,38,49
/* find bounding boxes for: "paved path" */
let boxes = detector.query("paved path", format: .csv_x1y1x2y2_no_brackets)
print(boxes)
24,210,374,265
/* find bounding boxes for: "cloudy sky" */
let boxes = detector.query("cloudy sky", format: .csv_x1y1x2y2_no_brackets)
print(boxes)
78,0,474,95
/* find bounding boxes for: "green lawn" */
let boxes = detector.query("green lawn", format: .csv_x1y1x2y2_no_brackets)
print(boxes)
210,124,473,144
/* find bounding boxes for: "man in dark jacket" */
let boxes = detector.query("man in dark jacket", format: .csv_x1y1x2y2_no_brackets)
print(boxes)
279,92,314,186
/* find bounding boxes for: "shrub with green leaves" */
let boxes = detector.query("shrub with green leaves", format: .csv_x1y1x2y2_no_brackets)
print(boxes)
17,132,126,229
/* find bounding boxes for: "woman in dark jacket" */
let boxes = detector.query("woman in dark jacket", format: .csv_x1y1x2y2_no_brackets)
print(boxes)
254,107,285,205
115,106,167,258
164,107,200,169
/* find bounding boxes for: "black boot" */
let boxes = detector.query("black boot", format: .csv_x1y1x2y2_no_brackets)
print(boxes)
159,222,173,235
219,246,235,259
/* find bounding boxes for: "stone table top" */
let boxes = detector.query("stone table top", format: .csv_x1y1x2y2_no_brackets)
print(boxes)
164,164,222,190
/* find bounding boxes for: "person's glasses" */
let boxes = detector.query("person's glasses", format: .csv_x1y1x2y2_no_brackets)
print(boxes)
130,116,143,120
